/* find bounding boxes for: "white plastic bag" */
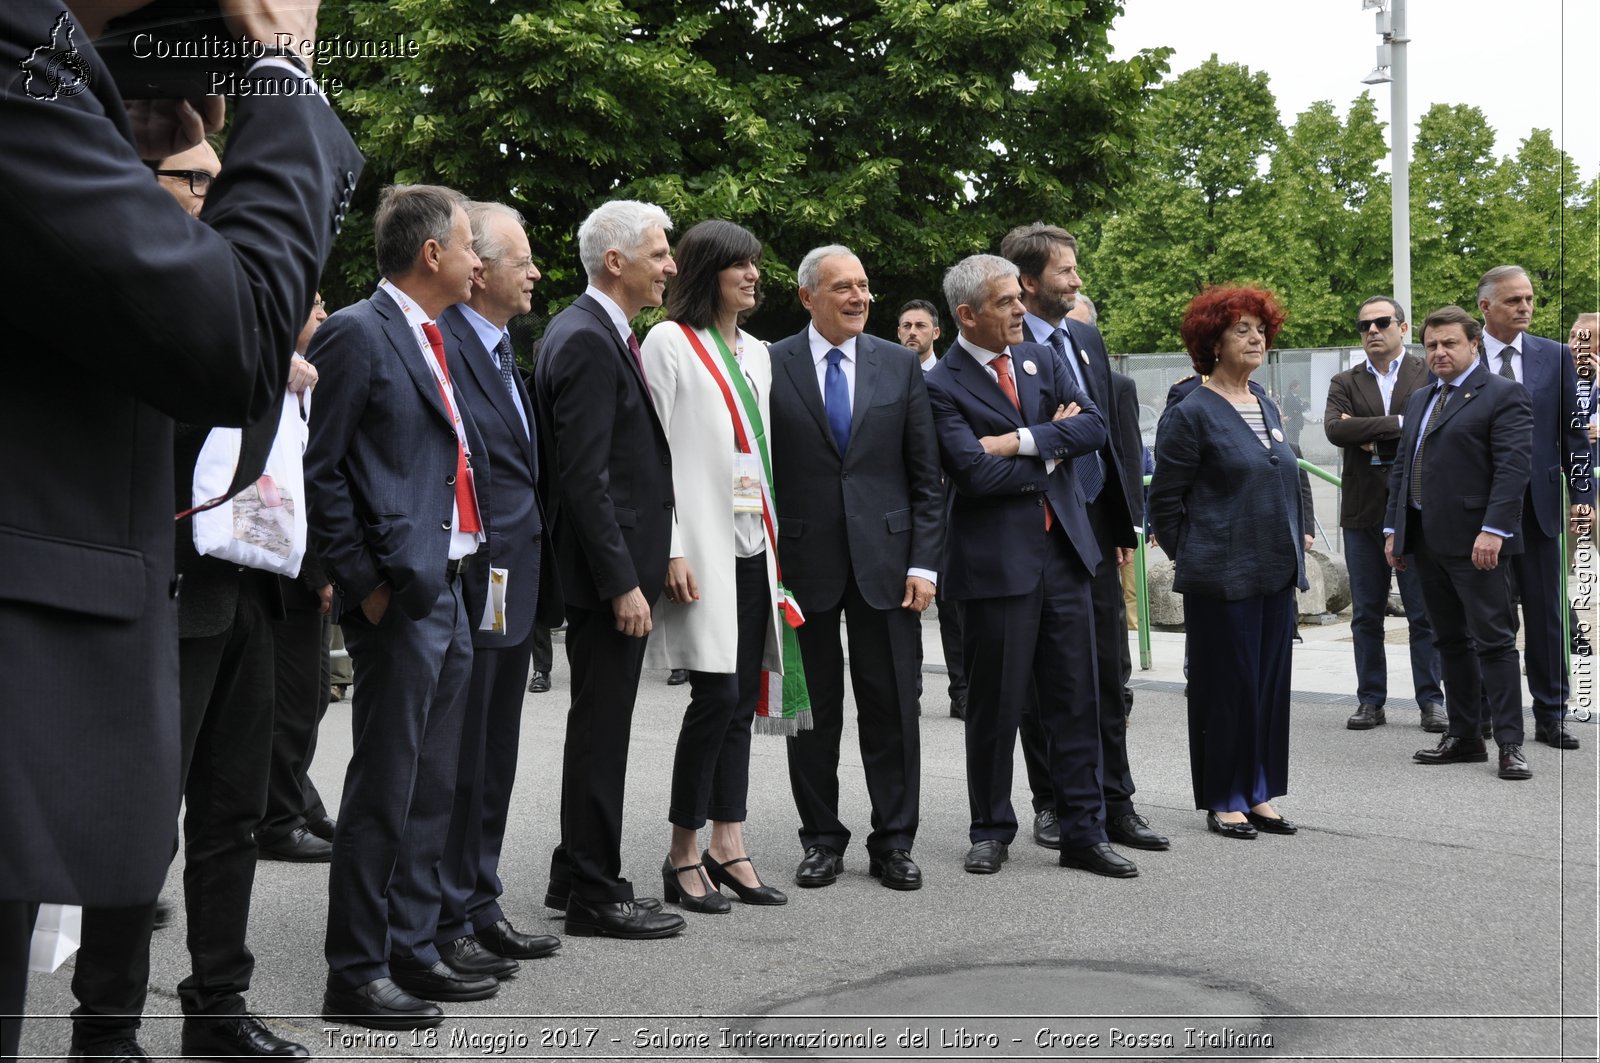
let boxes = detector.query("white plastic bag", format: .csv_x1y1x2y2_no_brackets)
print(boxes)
29,904,81,972
191,393,309,576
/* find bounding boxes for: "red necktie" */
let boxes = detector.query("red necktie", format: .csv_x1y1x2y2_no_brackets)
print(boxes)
420,322,483,534
994,354,1050,531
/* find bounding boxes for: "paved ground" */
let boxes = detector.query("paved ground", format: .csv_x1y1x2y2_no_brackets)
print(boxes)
18,611,1598,1062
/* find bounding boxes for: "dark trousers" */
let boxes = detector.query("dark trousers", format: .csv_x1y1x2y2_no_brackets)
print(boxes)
1184,586,1295,812
1344,526,1443,708
964,527,1104,846
1,901,38,1061
1020,497,1135,817
260,607,332,843
1410,518,1524,745
551,602,650,904
325,579,472,987
936,596,967,702
437,626,536,945
669,554,769,829
1508,522,1568,725
530,623,553,674
786,574,921,857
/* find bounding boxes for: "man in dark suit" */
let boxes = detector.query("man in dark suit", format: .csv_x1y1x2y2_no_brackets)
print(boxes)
1000,224,1167,856
1385,307,1534,780
306,185,496,1029
926,254,1135,878
1326,296,1445,732
533,200,685,940
1475,266,1593,749
769,246,944,891
0,2,359,1057
433,202,564,973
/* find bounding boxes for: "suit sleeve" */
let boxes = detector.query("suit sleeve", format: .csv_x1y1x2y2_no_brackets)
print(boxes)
1024,350,1109,459
900,362,946,575
1487,386,1535,535
303,312,383,606
641,325,684,558
1324,373,1402,447
1149,403,1200,559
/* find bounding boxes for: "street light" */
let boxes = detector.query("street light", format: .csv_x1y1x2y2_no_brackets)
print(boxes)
1360,0,1410,325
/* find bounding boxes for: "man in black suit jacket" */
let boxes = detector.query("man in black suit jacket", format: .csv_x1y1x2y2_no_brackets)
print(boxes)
1001,224,1167,855
926,254,1136,879
770,246,943,892
306,185,496,1029
533,200,685,940
434,203,564,973
1385,308,1534,780
0,2,360,1057
1325,296,1444,732
1475,266,1593,749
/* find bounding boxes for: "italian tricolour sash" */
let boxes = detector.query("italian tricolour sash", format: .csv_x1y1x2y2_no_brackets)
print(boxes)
678,323,811,735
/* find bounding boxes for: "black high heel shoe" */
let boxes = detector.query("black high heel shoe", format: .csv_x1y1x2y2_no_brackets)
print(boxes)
661,858,731,914
702,850,788,906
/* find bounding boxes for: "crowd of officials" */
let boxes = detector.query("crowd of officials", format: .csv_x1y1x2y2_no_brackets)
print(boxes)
3,2,1595,1060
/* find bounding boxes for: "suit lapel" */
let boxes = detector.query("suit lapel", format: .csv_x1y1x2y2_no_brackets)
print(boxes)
574,294,648,397
779,336,837,454
1428,368,1486,435
373,290,451,428
444,307,534,468
1351,364,1386,416
949,342,1024,427
847,336,880,446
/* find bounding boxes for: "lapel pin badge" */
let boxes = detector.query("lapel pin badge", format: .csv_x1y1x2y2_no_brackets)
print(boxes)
1270,428,1284,442
1022,359,1038,376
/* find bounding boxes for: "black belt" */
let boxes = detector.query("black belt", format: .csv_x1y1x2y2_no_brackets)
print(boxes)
446,557,466,581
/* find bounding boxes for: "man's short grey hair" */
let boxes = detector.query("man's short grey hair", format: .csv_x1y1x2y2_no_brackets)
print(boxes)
577,200,673,281
942,254,1019,322
797,245,855,292
1477,264,1530,305
467,201,527,265
374,184,467,280
1073,293,1098,325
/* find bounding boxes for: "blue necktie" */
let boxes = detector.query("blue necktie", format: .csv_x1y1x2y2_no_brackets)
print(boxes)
1049,328,1105,503
825,347,851,455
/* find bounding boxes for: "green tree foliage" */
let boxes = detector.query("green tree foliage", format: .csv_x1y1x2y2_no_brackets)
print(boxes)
321,0,1167,345
1408,103,1510,321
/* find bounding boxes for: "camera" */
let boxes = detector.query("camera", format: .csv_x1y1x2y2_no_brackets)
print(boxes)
95,0,246,98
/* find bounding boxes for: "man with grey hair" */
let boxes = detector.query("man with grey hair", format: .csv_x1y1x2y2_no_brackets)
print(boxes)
306,183,491,1028
769,245,943,892
533,200,685,938
1067,293,1097,326
925,254,1134,879
432,202,564,975
1475,265,1593,749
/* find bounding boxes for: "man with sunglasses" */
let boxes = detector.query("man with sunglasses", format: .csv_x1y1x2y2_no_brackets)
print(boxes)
1326,297,1445,733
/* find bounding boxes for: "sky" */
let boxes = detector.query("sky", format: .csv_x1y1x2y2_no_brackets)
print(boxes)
1107,0,1598,182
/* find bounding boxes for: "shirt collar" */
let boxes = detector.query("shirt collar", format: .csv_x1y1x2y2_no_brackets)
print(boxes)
456,302,509,360
1022,310,1065,346
1363,355,1401,378
1481,330,1522,359
808,324,857,364
584,285,633,343
377,278,433,336
958,334,1009,366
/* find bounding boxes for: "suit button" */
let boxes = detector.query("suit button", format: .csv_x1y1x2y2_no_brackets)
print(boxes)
1037,497,1045,506
446,474,455,485
169,575,183,599
441,521,451,530
842,473,850,480
663,501,673,509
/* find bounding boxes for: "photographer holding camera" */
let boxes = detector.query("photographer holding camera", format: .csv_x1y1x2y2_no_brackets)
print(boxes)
0,1,361,1059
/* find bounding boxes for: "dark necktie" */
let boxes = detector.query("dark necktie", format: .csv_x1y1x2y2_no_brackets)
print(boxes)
1408,383,1450,509
824,347,851,455
494,334,520,402
995,354,1051,531
1049,328,1105,503
420,322,483,534
1498,349,1517,381
627,330,649,386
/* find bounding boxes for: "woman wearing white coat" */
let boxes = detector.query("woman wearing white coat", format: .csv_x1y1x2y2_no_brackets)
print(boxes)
641,220,788,913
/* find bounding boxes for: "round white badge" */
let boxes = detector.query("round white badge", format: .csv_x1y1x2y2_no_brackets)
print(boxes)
1270,428,1284,442
1022,359,1038,376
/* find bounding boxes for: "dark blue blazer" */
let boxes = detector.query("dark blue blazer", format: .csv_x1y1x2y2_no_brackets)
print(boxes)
924,339,1107,600
1481,333,1593,536
438,305,562,646
304,289,491,622
1385,364,1532,559
1149,385,1308,600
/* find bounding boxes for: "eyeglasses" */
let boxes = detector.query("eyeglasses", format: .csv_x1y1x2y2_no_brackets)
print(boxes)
1355,316,1397,333
311,296,325,308
149,167,214,197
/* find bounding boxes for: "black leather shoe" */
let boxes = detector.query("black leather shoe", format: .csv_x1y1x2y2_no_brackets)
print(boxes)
868,849,923,890
661,858,732,914
667,668,689,685
703,850,787,905
1031,809,1061,850
1108,812,1170,851
544,879,661,913
1498,744,1533,780
794,844,842,888
69,1037,149,1061
1419,704,1448,733
1059,842,1138,877
565,895,686,938
527,670,551,693
439,935,519,979
152,900,172,931
476,918,560,959
1206,812,1257,839
321,978,443,1030
304,815,336,842
258,825,333,863
1245,811,1298,835
389,958,499,1002
963,840,1008,874
1414,734,1489,764
949,693,966,720
1346,703,1386,730
181,1014,309,1059
1534,723,1580,750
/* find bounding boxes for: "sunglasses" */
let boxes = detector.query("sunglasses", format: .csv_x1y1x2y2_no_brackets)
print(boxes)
1355,316,1397,333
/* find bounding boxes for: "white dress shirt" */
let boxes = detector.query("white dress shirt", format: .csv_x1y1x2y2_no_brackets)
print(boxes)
458,302,529,438
1480,330,1524,383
